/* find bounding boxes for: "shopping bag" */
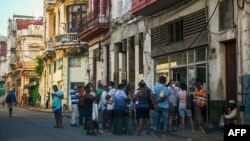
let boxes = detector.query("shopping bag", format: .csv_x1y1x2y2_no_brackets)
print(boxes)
92,103,99,121
219,115,225,127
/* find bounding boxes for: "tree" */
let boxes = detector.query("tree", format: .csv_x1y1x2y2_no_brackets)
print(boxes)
35,56,43,76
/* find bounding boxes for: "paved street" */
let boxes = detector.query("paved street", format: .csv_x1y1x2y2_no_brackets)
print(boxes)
0,107,223,141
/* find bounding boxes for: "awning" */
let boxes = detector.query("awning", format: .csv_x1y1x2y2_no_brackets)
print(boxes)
24,81,39,88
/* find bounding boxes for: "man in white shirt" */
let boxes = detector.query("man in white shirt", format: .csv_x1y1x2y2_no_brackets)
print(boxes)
100,84,108,129
106,81,116,134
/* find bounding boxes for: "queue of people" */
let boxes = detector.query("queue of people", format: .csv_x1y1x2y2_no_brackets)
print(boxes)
60,76,213,137
2,77,237,135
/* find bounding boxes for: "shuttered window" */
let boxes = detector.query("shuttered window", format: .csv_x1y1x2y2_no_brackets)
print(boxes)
151,9,206,49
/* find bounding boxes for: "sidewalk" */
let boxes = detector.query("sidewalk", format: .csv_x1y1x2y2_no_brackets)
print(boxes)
21,106,224,141
170,128,223,141
20,106,71,113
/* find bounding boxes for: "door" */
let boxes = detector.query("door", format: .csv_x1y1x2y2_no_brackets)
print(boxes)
225,41,237,101
171,67,187,84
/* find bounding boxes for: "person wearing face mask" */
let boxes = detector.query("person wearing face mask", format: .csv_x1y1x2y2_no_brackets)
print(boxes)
193,78,207,134
106,81,116,135
168,79,179,132
224,99,238,125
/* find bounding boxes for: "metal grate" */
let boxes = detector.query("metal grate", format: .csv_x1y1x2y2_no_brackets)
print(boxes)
151,8,206,49
183,9,206,36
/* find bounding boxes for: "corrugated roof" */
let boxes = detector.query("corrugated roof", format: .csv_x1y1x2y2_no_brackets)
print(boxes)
16,19,43,30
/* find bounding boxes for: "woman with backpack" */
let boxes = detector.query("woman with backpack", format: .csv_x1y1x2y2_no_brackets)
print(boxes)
133,80,154,136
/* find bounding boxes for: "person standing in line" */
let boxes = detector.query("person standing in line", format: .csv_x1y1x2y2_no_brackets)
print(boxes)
106,81,116,135
52,85,64,128
133,80,153,136
100,84,109,130
70,85,79,127
152,76,169,138
168,79,179,132
193,78,207,134
84,84,97,136
113,83,128,135
5,88,16,117
178,83,194,132
77,85,85,126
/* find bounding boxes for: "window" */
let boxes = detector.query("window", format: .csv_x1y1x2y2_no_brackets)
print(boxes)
57,59,63,70
69,57,81,67
188,50,194,64
49,64,51,74
219,0,234,30
139,33,144,74
28,47,40,60
54,62,56,73
170,52,186,67
53,15,56,35
58,10,60,33
155,55,169,83
195,47,206,62
67,4,87,32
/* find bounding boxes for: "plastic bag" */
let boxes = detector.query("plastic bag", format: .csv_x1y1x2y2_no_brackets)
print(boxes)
92,103,99,121
219,115,225,127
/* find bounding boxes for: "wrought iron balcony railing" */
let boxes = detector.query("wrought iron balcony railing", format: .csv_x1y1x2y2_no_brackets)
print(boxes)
54,33,78,44
79,8,108,33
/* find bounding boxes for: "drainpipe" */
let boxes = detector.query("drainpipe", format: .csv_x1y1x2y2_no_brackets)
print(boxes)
67,57,70,108
245,2,250,73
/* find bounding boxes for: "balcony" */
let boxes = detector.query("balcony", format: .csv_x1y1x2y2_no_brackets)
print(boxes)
44,0,56,12
53,33,88,50
132,0,189,16
54,33,78,45
78,9,109,41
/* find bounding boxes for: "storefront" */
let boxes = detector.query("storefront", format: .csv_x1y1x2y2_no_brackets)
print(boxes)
155,46,208,94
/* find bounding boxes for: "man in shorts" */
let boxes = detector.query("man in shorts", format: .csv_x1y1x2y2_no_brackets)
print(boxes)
52,85,64,128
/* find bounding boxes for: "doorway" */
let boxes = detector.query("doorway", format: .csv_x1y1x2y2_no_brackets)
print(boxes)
225,41,237,101
171,67,187,84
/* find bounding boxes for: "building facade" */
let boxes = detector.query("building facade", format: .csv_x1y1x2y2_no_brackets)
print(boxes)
78,0,110,89
42,0,88,108
0,35,7,97
5,15,43,103
131,0,250,125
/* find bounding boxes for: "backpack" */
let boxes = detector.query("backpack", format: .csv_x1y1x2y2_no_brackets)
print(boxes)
6,93,14,103
6,95,11,103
